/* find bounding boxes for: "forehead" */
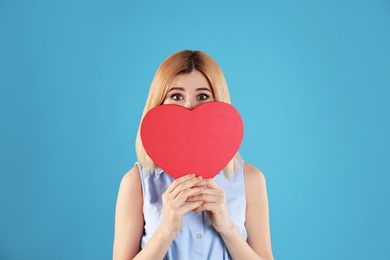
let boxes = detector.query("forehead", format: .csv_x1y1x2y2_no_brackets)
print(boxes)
170,70,211,89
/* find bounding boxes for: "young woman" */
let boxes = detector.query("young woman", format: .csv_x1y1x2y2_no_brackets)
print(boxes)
113,50,274,260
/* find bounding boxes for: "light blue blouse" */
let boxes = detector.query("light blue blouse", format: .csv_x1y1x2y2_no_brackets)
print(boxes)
136,158,247,260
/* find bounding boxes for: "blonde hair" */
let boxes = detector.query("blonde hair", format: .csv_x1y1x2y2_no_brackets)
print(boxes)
135,50,241,177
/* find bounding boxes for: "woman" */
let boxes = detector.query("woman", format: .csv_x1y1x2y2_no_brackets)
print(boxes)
113,50,274,260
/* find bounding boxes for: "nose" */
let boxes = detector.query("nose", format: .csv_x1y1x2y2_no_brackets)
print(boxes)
183,99,196,110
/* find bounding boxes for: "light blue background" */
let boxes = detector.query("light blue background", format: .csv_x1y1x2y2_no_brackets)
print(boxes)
1,1,389,259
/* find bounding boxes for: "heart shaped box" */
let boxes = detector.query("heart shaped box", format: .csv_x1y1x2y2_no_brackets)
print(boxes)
140,101,244,179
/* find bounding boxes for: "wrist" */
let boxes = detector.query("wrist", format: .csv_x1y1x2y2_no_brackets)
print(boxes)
215,219,236,237
156,224,178,242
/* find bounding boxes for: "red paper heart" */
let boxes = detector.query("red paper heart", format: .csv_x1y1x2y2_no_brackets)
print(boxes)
140,101,244,179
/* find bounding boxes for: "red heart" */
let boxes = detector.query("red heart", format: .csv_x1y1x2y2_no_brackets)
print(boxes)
140,101,244,179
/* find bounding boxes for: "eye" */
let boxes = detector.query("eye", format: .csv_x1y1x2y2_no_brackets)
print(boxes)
197,94,209,101
171,93,184,101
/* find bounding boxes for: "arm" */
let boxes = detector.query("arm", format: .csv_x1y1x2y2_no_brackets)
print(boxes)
188,162,273,260
220,163,273,260
112,166,144,259
112,167,205,260
243,162,273,259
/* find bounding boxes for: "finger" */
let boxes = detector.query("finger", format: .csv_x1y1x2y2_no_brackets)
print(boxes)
171,186,204,207
192,202,220,213
186,193,219,203
196,188,221,195
171,176,203,198
188,185,223,199
178,200,204,215
196,178,220,189
166,174,196,193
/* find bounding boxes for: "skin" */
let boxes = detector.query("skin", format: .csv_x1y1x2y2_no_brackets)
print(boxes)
112,70,274,260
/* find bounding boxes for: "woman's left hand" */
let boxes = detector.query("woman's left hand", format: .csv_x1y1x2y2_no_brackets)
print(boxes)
186,178,233,234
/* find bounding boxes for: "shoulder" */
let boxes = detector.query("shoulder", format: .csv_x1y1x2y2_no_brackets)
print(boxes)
117,165,143,207
243,162,268,203
243,162,266,186
120,164,141,187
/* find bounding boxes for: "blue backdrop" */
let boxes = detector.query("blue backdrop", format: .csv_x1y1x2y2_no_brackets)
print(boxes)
1,1,389,259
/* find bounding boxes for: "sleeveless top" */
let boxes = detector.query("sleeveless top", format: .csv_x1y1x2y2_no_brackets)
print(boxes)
136,158,247,260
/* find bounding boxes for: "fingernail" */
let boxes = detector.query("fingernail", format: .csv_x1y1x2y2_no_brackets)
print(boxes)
196,176,202,180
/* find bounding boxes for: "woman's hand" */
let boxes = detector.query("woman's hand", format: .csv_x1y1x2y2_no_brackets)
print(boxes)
186,178,234,234
160,174,204,237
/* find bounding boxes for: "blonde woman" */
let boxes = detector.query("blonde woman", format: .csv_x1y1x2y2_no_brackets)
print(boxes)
113,50,274,260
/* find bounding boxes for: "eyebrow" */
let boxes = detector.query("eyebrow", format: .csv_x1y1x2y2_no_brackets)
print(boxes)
167,87,212,93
